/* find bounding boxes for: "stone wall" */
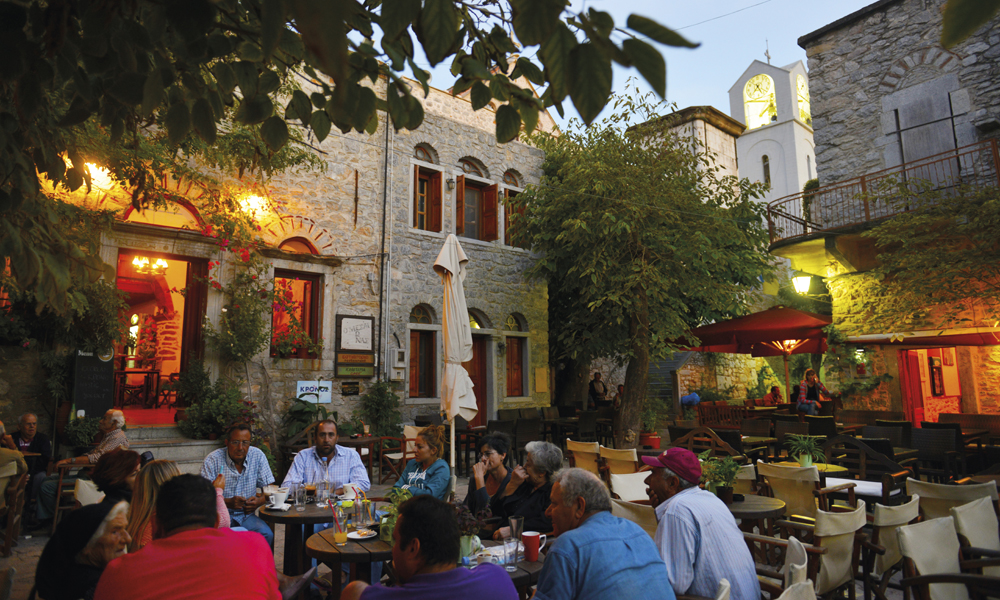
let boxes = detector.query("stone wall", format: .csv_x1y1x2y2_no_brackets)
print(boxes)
800,0,1000,185
0,347,50,434
676,352,775,402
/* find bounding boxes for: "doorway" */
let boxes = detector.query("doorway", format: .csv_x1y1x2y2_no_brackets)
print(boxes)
115,250,207,425
463,336,489,427
897,347,962,426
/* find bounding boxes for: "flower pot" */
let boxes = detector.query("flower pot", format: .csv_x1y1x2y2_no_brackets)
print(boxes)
639,432,661,449
797,455,813,468
716,485,734,505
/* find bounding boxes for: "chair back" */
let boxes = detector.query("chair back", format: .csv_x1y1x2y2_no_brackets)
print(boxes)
715,579,731,600
773,413,801,423
519,407,541,420
487,419,516,440
775,421,810,446
558,406,577,418
775,582,817,600
667,425,695,443
814,501,867,595
542,407,559,420
498,409,519,421
599,446,638,474
784,535,810,588
862,426,906,449
74,479,104,506
609,472,649,502
514,418,542,450
713,428,745,454
949,496,1000,577
566,440,600,476
872,495,920,576
876,420,912,447
733,463,756,495
921,422,963,448
669,427,744,461
897,516,969,600
906,478,999,520
577,411,598,441
403,425,422,454
805,416,838,439
757,461,820,519
741,418,771,437
610,498,657,538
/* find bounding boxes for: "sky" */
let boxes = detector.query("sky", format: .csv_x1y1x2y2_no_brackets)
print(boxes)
412,0,879,128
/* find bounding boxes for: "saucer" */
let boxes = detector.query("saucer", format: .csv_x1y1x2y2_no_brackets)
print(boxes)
267,503,291,511
347,530,377,540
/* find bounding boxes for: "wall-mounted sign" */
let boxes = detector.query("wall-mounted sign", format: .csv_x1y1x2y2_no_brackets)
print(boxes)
335,315,376,378
342,382,361,396
296,380,332,403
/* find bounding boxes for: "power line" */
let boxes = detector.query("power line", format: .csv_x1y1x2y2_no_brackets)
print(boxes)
676,0,775,31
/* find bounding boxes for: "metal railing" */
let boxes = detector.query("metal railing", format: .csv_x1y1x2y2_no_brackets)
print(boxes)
767,139,1000,244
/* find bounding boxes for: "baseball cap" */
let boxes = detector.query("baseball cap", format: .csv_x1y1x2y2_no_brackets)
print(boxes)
640,447,702,484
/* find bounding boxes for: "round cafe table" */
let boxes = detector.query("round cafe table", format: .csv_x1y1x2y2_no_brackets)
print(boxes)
728,495,786,564
306,527,392,600
260,503,334,577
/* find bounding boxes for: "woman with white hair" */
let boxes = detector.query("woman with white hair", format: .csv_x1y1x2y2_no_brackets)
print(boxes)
492,441,562,540
35,500,131,600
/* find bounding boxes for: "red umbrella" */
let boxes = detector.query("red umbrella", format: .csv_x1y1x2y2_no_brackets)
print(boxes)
685,306,832,401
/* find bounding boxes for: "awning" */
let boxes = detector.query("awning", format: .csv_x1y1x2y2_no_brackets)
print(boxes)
846,327,1000,347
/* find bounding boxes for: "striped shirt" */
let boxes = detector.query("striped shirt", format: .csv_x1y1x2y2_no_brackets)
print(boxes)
281,446,370,492
654,487,761,600
87,429,129,464
201,447,275,522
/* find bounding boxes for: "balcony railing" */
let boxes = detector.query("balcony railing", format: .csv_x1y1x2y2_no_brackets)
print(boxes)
767,139,1000,245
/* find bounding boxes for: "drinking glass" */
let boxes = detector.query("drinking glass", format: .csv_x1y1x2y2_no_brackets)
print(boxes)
503,537,519,572
508,516,524,560
294,485,306,512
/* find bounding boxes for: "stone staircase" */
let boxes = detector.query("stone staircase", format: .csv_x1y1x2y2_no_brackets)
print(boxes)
126,425,222,474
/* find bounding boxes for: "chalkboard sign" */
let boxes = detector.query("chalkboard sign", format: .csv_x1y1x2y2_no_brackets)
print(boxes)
73,350,115,416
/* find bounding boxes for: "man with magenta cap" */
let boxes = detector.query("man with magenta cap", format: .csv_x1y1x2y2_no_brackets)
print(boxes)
642,447,761,600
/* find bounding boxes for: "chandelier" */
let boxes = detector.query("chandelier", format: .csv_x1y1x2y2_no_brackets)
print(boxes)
132,256,169,276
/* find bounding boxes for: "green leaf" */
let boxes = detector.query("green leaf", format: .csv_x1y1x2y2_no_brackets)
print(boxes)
539,22,576,102
290,90,312,125
941,0,1000,48
165,102,191,145
261,0,285,58
511,0,563,46
258,69,281,95
622,38,665,97
415,0,459,66
310,109,331,142
460,58,491,80
141,68,164,116
291,0,350,84
587,9,615,38
495,104,521,143
191,97,216,144
567,43,611,124
238,41,264,62
470,82,492,111
108,73,146,105
520,100,539,135
57,96,92,127
515,57,543,86
381,0,420,39
626,15,699,48
260,116,289,151
233,61,259,96
212,63,236,95
235,95,273,124
356,86,377,130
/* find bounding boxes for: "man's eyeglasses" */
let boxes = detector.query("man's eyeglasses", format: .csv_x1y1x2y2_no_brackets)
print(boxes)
478,451,497,460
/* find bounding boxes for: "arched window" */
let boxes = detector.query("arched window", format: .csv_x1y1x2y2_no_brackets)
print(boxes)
744,74,777,130
505,315,522,331
409,305,433,324
806,155,812,180
124,201,201,230
797,75,812,127
503,171,520,187
762,155,771,188
414,143,437,164
459,158,484,177
279,237,319,254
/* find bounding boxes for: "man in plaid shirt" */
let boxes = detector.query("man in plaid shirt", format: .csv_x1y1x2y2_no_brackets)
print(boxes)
201,423,275,546
281,420,370,493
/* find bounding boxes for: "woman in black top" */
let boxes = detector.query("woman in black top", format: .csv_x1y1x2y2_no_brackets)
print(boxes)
91,449,141,505
464,432,512,518
492,441,563,538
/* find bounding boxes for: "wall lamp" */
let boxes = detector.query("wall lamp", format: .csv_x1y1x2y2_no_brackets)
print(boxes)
446,178,455,191
792,273,812,295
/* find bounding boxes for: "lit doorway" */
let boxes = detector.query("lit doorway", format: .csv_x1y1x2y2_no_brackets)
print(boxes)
115,251,207,424
897,347,962,426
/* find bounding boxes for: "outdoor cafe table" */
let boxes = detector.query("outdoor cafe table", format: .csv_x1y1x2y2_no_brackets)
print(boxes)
481,539,547,591
306,526,392,600
338,436,381,480
728,495,785,563
261,503,334,577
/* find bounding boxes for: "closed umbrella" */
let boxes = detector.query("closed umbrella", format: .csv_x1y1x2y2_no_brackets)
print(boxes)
433,234,478,497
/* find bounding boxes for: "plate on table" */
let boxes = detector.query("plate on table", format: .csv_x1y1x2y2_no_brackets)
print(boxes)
347,529,378,540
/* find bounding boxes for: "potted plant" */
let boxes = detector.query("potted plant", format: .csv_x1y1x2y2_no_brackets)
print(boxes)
64,416,102,450
454,502,491,559
379,487,413,543
699,451,740,504
178,378,244,440
639,398,663,449
786,434,825,467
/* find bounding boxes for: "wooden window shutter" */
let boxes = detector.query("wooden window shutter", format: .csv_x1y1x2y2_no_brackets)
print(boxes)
506,337,523,396
413,166,420,227
504,190,511,245
428,332,436,397
482,184,498,241
455,175,465,235
428,171,442,232
409,330,420,397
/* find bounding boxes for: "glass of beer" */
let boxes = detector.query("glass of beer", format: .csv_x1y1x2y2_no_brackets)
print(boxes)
304,483,317,502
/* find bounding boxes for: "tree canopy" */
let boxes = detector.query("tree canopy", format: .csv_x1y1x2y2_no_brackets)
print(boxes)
509,90,773,446
0,0,694,315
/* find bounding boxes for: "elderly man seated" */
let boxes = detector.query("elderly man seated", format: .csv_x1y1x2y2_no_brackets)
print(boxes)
0,420,28,512
35,499,130,600
534,468,674,600
201,423,275,546
4,412,51,508
343,496,518,600
34,409,129,529
642,448,760,600
95,474,282,599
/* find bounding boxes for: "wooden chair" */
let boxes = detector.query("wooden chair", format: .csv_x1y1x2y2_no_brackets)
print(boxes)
805,416,839,441
0,472,27,558
668,427,745,462
950,496,1000,577
757,462,824,521
911,428,965,482
861,496,920,600
906,478,999,520
52,464,95,535
576,411,598,443
714,427,766,463
747,532,826,599
780,501,869,600
742,418,773,437
514,418,542,463
566,439,600,476
379,425,421,484
733,463,757,495
821,435,912,506
897,515,1000,600
599,446,639,475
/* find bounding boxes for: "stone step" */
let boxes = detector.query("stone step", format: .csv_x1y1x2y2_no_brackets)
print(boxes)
125,425,186,441
129,438,222,464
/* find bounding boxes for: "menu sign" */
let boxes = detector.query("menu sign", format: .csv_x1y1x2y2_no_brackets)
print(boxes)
73,350,114,416
335,315,376,378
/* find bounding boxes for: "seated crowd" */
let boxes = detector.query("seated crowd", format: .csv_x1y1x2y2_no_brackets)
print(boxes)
30,416,761,600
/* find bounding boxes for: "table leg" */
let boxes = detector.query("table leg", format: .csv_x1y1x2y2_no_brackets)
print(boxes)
321,559,344,600
284,524,302,576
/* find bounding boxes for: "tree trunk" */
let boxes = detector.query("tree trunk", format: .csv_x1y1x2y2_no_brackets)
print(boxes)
614,290,651,449
554,357,590,409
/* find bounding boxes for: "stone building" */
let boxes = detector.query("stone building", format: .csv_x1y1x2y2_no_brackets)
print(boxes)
17,76,554,440
769,0,1000,419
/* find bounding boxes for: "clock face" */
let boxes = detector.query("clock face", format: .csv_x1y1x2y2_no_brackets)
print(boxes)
747,74,772,100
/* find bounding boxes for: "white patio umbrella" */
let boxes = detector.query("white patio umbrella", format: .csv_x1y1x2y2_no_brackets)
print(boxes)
433,234,478,497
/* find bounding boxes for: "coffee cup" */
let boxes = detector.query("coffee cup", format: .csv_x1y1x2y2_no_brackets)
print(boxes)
343,483,362,499
475,552,498,566
268,488,289,507
522,531,547,562
264,484,278,495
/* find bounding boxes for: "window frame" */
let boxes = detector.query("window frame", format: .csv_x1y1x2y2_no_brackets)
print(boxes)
410,158,444,234
408,324,440,399
502,185,525,248
455,172,499,242
270,269,323,359
504,332,530,399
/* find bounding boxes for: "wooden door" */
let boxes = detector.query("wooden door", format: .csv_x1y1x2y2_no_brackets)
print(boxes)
898,350,925,427
463,336,488,427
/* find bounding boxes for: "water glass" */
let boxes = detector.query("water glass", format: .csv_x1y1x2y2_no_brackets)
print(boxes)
508,516,524,560
503,537,519,572
294,485,306,512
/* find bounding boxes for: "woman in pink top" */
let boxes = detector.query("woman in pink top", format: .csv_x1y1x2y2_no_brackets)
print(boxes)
126,460,230,551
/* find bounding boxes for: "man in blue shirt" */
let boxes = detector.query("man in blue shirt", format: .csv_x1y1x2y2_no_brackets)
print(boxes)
282,420,370,494
201,423,275,546
534,468,675,600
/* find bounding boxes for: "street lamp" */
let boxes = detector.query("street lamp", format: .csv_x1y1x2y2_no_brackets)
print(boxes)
792,274,812,294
